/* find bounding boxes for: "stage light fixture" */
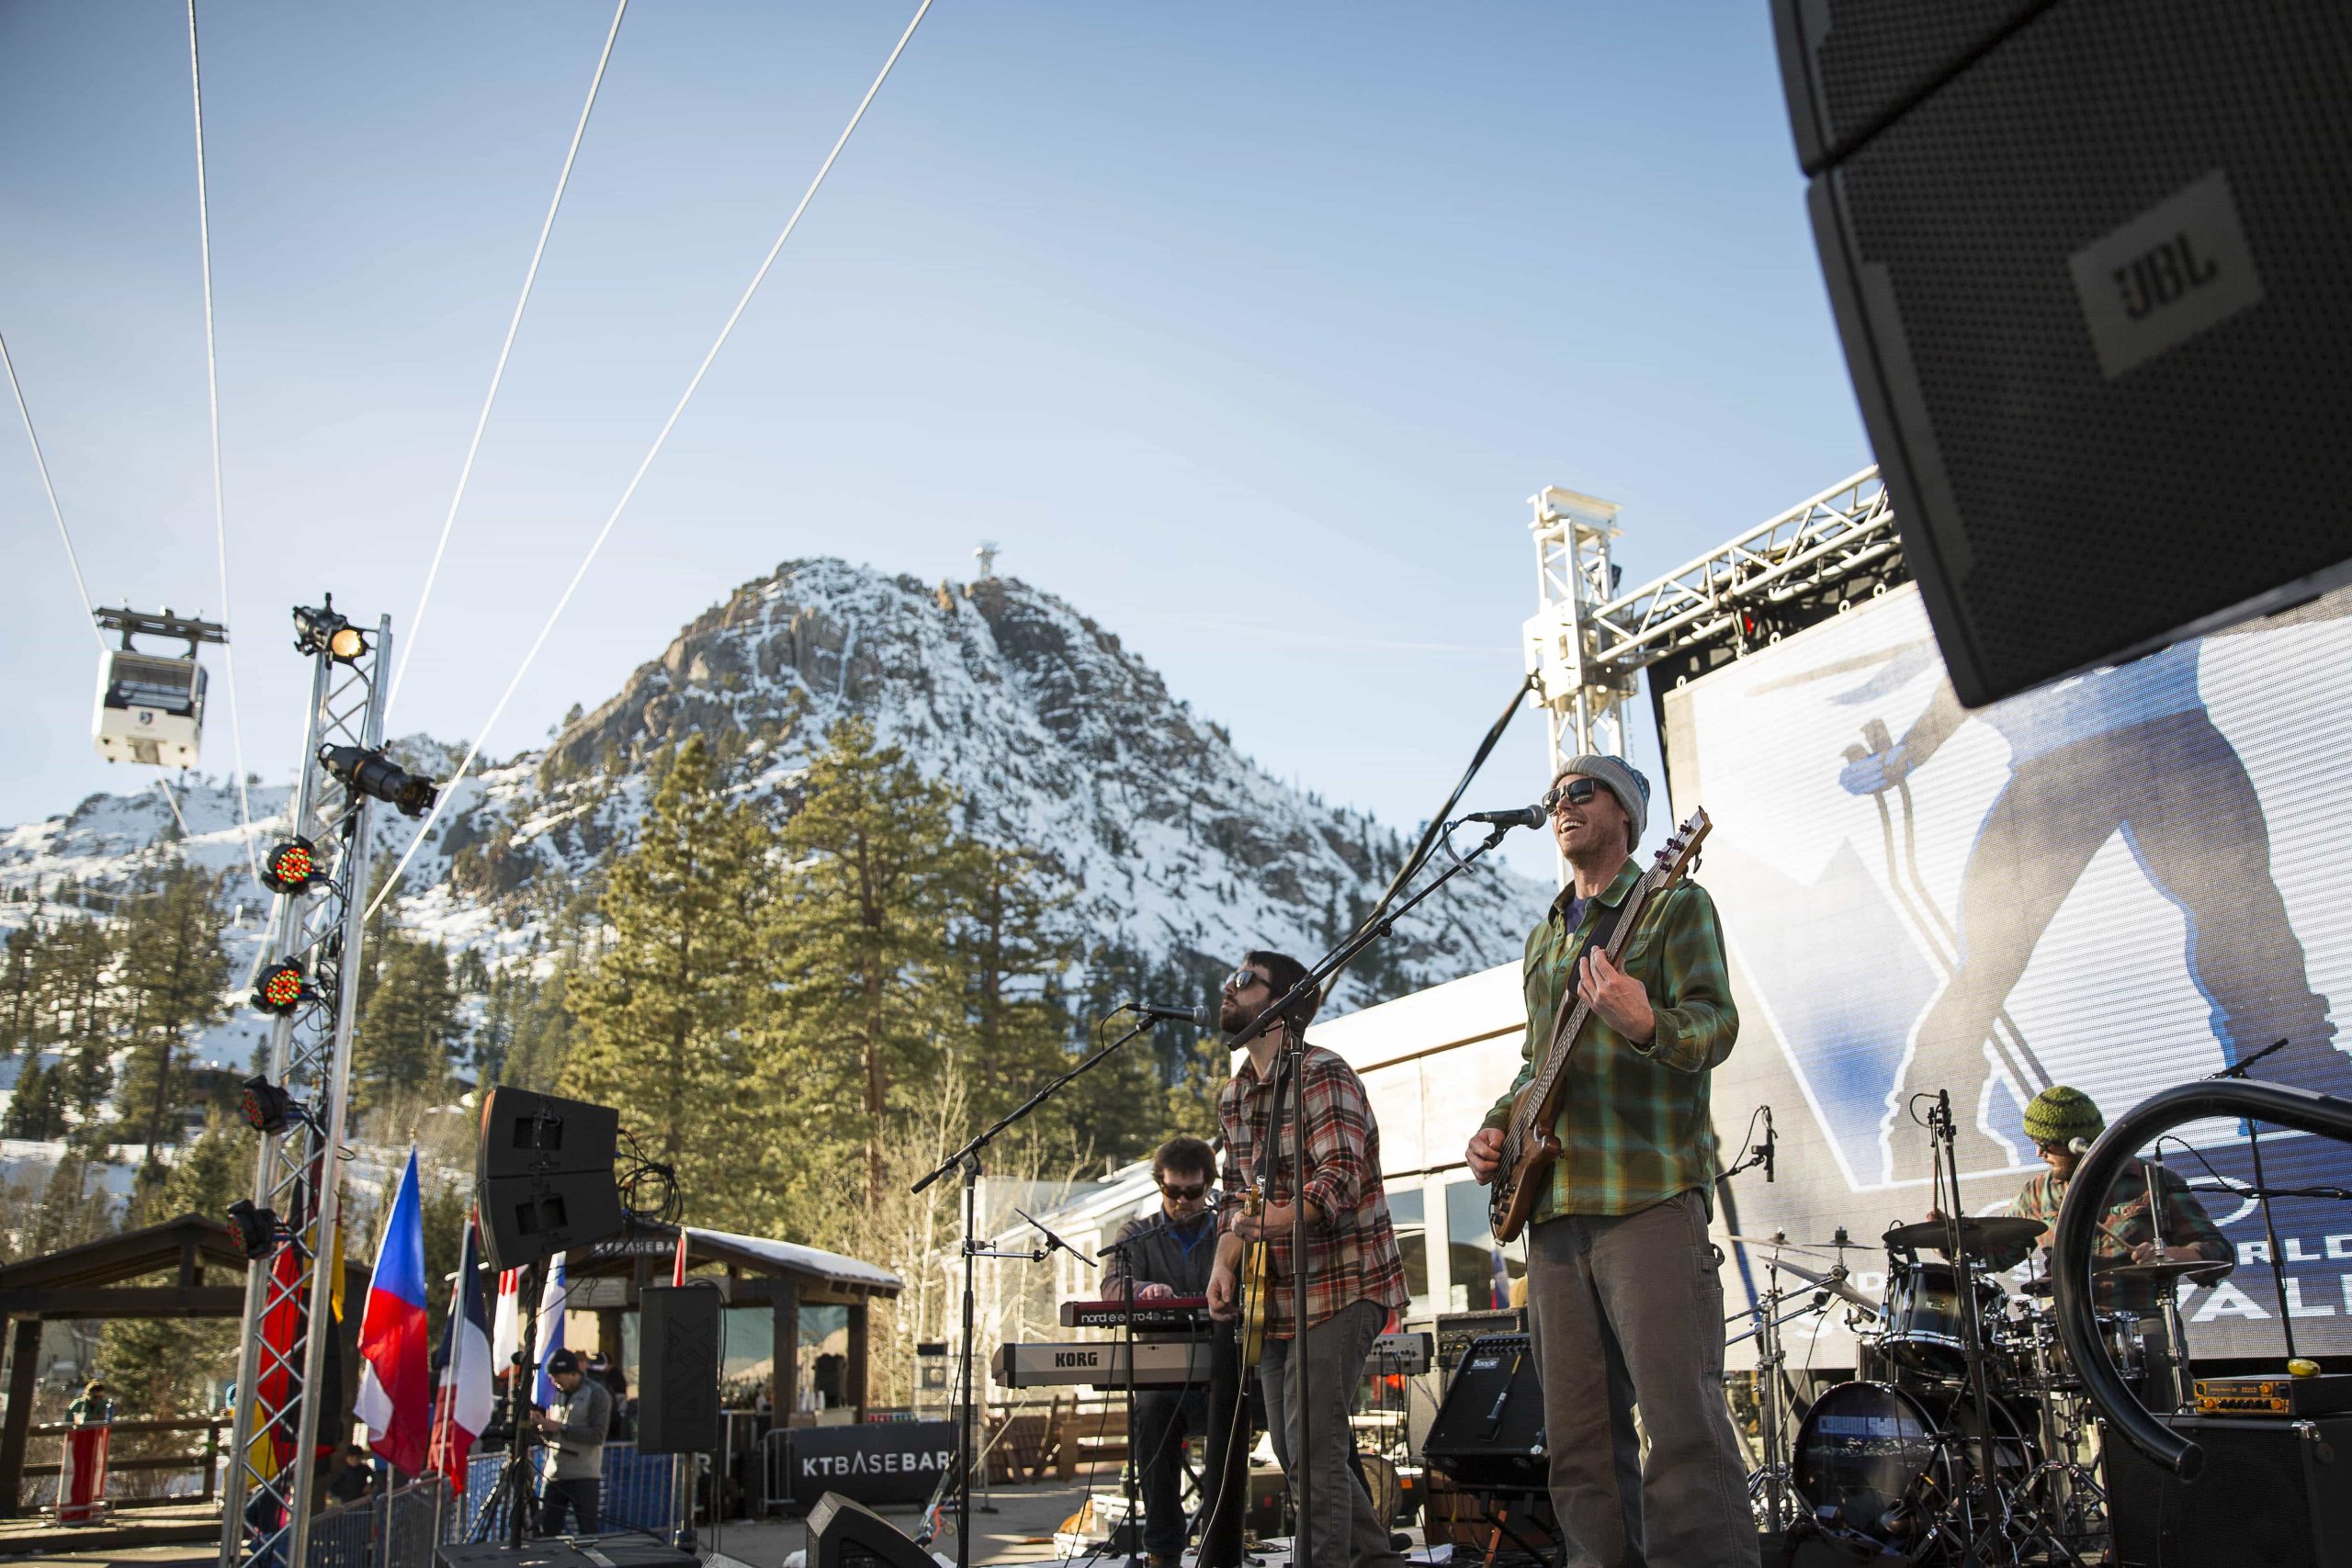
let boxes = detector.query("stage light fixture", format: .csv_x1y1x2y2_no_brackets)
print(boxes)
259,837,323,896
290,595,368,663
253,960,316,1016
226,1199,280,1259
318,744,438,818
240,1075,297,1134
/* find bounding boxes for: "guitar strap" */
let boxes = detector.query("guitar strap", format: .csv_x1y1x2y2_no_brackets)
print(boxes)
1543,893,1632,1059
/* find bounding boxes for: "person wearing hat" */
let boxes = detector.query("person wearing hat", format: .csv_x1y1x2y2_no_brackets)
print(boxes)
531,1348,612,1537
1464,755,1750,1568
67,1381,111,1427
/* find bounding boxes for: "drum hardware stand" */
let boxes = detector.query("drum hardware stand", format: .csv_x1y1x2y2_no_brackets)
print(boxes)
1724,1263,1832,1529
2213,1038,2300,1364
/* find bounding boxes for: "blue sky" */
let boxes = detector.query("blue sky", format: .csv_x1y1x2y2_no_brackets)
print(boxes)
0,1,1870,886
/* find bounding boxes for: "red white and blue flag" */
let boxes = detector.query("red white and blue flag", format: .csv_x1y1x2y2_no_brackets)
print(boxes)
355,1150,432,1474
533,1251,568,1407
429,1206,495,1494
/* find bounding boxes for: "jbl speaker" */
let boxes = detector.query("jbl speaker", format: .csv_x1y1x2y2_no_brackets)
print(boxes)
808,1491,937,1568
1421,1334,1546,1494
1776,0,2352,708
637,1283,721,1454
2101,1413,2352,1566
473,1087,623,1272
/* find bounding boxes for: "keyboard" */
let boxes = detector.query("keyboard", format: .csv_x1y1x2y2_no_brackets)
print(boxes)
1057,1295,1213,1331
992,1339,1215,1388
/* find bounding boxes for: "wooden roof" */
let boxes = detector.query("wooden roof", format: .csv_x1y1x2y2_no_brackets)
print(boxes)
0,1213,369,1321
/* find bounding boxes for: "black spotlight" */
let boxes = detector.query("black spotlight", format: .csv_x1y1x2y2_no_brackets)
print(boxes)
225,1199,280,1260
259,837,324,896
291,595,368,663
239,1075,297,1134
253,960,317,1017
319,745,437,818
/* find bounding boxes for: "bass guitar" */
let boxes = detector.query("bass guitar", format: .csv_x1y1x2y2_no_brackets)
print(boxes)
1487,808,1712,1245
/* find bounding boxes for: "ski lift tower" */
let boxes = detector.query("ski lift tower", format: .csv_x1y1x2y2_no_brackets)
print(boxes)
1523,487,1632,769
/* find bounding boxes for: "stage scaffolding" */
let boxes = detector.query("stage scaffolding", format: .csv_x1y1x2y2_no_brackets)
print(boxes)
1524,466,1901,777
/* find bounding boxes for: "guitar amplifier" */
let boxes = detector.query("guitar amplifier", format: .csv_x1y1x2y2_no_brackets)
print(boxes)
1434,1310,1525,1383
1422,1334,1546,1494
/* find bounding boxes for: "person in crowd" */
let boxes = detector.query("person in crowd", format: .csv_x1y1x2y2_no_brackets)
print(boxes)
533,1348,612,1537
1103,1134,1221,1567
1207,952,1409,1568
1466,757,1750,1568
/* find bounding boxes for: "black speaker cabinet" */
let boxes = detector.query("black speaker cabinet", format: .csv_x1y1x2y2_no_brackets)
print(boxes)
637,1283,721,1455
808,1490,938,1568
1422,1333,1546,1494
473,1087,623,1272
2101,1413,2352,1567
1777,0,2352,707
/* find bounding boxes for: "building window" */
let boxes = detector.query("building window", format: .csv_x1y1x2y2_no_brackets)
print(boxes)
1444,1178,1525,1312
1387,1186,1429,1311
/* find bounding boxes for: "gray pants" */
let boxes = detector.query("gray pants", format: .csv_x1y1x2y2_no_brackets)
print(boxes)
1257,1297,1406,1568
1526,1191,1752,1568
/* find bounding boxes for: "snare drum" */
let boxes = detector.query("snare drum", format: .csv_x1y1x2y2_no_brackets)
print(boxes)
1882,1261,2007,1379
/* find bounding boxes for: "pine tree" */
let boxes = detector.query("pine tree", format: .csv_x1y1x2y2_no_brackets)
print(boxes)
111,863,230,1159
2,1058,65,1140
355,933,463,1097
764,719,978,1211
27,1147,114,1257
565,737,778,1232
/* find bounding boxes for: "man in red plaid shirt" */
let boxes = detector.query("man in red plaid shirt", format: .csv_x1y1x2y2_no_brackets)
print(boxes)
1206,950,1409,1568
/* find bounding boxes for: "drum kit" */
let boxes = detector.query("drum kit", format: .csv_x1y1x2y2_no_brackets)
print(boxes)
1730,1099,2226,1564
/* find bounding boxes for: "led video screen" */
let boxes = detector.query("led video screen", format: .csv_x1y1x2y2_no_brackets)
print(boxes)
1668,582,2352,1359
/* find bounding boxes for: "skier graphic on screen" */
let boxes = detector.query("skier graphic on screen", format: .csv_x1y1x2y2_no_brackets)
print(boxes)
1840,631,2343,1181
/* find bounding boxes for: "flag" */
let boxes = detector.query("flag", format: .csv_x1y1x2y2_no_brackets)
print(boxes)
533,1251,568,1408
491,1267,522,1373
430,1206,495,1495
355,1150,433,1474
244,1240,306,1486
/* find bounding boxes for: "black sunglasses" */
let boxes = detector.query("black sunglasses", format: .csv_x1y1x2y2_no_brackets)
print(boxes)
1224,967,1271,992
1158,1179,1209,1201
1543,777,1603,815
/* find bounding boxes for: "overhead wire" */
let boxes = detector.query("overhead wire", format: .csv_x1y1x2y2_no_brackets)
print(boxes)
0,330,107,656
385,0,631,725
365,0,941,920
187,0,266,897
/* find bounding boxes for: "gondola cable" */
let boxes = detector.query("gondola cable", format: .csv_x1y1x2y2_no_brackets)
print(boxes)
365,0,941,920
385,0,632,726
187,0,266,896
0,330,107,656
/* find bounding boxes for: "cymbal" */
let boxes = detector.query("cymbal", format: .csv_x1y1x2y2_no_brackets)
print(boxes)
1883,1214,2046,1253
1725,1232,1849,1254
1776,1258,1883,1314
2019,1258,2230,1296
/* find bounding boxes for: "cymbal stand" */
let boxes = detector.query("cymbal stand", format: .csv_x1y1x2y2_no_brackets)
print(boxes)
1722,1262,1826,1530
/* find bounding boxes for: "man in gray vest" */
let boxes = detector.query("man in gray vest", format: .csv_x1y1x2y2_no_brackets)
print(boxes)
534,1348,613,1537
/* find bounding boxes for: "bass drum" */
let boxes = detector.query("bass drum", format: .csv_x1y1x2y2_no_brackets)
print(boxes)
1793,1382,2037,1548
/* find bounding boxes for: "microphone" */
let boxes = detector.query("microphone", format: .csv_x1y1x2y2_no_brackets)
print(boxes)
1127,1001,1212,1029
1763,1108,1777,1184
1463,805,1546,829
2067,1136,2091,1156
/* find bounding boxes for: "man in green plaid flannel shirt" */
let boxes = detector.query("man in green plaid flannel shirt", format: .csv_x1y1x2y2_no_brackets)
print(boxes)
1465,755,1749,1568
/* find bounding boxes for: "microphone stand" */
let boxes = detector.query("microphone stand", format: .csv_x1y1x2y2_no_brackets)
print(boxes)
910,1010,1174,1568
1222,817,1518,1568
2213,1038,2298,1362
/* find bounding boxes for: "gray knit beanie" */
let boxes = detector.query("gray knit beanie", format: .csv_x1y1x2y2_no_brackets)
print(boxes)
1555,753,1650,847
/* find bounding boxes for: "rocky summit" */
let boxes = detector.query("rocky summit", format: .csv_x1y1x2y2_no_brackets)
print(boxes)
1,558,1552,1060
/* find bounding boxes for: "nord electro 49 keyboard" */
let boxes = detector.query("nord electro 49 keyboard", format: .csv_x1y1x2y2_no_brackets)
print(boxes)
1057,1295,1212,1332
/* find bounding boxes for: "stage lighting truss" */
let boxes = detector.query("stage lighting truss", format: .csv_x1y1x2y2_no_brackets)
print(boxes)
259,836,326,897
318,743,437,818
225,1199,283,1260
239,1075,300,1135
224,593,396,1565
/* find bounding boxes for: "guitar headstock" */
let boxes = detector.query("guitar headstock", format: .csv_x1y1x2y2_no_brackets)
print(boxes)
1647,807,1712,888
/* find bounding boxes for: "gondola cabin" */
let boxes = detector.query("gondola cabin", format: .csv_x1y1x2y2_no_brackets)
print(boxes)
90,607,228,768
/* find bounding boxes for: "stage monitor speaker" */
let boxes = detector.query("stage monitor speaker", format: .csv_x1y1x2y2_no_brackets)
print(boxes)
1777,0,2352,708
2101,1412,2352,1566
473,1087,624,1272
1421,1333,1546,1494
637,1282,721,1454
808,1490,937,1568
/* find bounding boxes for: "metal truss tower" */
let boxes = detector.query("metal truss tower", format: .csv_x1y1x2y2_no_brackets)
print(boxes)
219,610,391,1568
1524,467,1898,779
